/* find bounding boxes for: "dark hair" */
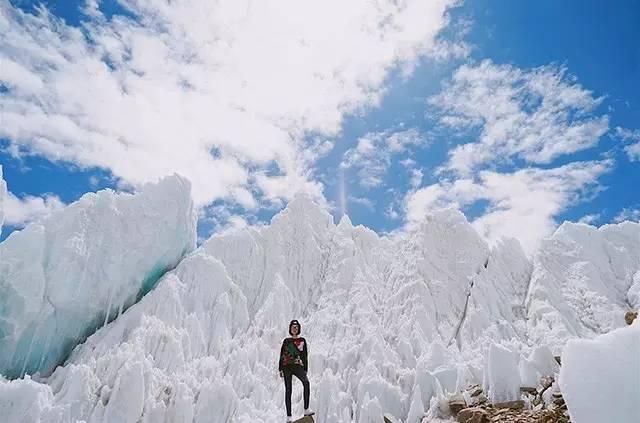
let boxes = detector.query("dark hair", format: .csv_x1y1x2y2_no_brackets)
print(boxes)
289,319,301,335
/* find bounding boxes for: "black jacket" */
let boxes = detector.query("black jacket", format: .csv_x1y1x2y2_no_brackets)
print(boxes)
279,337,308,372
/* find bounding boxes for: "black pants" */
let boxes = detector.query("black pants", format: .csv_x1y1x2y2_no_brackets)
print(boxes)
283,365,310,417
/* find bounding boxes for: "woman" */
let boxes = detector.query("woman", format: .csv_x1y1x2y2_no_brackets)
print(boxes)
279,319,314,422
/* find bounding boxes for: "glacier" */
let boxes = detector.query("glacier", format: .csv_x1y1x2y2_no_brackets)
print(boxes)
526,220,640,353
0,174,197,379
0,189,637,422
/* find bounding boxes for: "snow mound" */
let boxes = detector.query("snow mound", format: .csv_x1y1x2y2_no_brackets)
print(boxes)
0,174,197,379
526,221,640,352
560,321,640,423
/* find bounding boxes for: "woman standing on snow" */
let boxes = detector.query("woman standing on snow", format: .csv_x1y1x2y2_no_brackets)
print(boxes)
279,319,314,422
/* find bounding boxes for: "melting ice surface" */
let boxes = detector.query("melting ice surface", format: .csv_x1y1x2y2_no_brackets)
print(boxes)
560,321,640,423
0,184,638,423
0,174,197,378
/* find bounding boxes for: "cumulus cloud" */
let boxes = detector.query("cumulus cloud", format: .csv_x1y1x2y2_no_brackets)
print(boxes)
341,128,426,188
4,191,66,228
348,196,375,211
577,213,601,225
428,60,609,175
405,160,612,255
0,0,456,210
614,207,640,223
615,127,640,162
399,60,614,255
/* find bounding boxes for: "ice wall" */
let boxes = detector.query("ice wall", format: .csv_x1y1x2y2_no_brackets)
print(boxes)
560,321,640,423
526,221,640,352
0,174,197,378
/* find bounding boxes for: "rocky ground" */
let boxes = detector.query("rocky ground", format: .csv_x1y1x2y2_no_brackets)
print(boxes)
450,376,570,423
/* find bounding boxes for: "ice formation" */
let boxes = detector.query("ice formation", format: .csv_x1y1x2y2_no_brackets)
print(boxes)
0,192,637,422
0,175,197,379
560,321,640,423
526,221,640,353
483,344,520,403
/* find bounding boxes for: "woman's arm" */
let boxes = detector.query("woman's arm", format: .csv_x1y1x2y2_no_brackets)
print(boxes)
302,338,308,373
279,339,286,372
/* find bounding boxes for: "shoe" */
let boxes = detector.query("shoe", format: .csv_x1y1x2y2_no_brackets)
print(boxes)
304,408,315,416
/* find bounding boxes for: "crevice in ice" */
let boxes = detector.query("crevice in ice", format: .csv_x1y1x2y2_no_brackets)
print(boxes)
5,255,187,380
447,256,490,349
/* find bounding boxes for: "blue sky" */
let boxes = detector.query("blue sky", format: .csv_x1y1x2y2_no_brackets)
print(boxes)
1,0,639,253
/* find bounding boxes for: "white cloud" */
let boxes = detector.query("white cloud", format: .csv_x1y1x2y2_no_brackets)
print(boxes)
429,60,609,175
577,213,600,225
405,160,612,255
341,128,426,188
409,168,424,188
614,207,640,223
4,191,66,228
81,0,101,18
615,127,640,162
348,196,375,211
0,0,455,210
386,203,400,220
402,60,614,255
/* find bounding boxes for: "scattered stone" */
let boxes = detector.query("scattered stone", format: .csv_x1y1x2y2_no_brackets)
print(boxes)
457,407,489,423
625,310,638,325
469,385,484,397
473,393,489,406
454,373,571,422
449,394,467,416
383,414,400,423
540,376,554,390
493,400,525,410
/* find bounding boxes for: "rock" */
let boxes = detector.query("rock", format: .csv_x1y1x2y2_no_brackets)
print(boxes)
472,393,489,406
519,387,537,395
539,376,554,393
493,400,524,410
449,394,467,415
383,414,400,423
625,310,638,325
554,356,561,365
457,407,489,423
468,386,483,397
